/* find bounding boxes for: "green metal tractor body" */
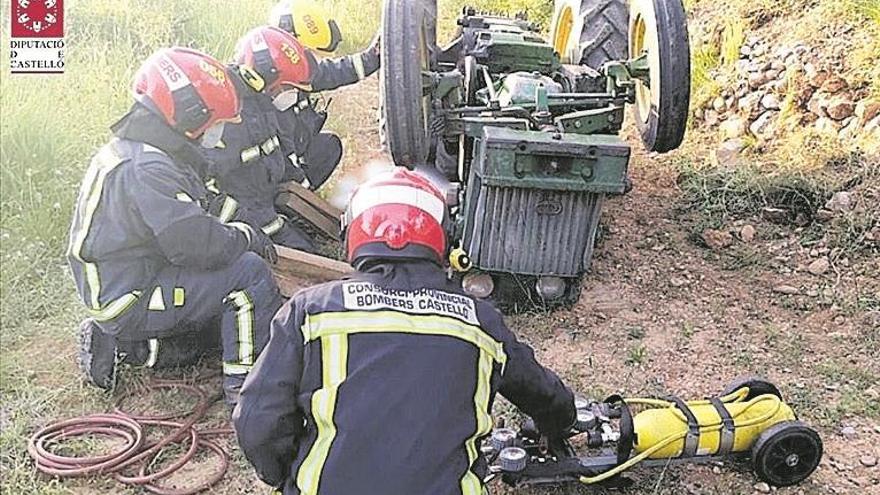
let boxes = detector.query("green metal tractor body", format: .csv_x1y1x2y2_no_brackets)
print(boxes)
380,1,690,308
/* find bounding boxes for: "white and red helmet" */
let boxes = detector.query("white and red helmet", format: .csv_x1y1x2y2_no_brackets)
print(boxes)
133,47,240,139
234,26,313,93
344,168,448,266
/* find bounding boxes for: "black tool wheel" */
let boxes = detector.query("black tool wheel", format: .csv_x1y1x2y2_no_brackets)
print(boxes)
551,0,628,68
720,376,783,401
628,0,690,153
381,0,437,168
752,421,823,487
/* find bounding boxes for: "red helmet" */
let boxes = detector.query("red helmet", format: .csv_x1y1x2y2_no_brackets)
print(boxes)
133,47,240,139
234,26,313,96
345,168,448,266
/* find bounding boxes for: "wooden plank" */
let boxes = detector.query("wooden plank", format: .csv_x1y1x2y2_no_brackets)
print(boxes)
282,181,343,219
280,192,342,240
273,246,352,281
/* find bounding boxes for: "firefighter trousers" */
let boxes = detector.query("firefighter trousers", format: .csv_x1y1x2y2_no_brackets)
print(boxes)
112,253,284,401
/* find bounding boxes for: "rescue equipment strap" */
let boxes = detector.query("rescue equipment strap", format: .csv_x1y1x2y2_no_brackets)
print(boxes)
666,395,700,458
709,397,736,455
296,334,349,495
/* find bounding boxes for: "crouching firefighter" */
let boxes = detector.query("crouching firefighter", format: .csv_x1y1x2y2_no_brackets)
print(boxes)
267,0,380,190
202,30,317,252
67,47,284,406
234,168,577,494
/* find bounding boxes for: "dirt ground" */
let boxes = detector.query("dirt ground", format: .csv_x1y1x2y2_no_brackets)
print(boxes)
13,77,879,495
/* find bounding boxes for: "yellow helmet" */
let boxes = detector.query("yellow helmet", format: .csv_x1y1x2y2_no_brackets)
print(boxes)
269,0,342,54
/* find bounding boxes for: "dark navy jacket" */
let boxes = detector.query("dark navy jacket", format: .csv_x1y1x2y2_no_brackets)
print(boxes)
67,108,251,328
234,260,575,495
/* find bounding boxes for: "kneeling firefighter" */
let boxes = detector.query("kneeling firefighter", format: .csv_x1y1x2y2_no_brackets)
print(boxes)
203,27,319,252
68,47,284,406
234,168,576,494
268,0,380,189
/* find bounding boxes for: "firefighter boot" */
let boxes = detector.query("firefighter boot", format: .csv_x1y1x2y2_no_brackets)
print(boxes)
223,373,247,410
76,319,119,391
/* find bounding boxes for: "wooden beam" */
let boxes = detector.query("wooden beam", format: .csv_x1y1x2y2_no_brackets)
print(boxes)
282,181,343,219
274,246,352,281
280,192,342,240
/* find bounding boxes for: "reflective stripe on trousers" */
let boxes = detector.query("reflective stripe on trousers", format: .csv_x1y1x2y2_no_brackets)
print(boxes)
223,290,255,375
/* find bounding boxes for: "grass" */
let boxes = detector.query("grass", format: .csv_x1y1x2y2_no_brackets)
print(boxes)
2,0,878,493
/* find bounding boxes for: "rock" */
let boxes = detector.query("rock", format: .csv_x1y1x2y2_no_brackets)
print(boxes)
670,277,688,288
861,455,878,468
720,117,748,139
806,67,829,88
761,93,781,110
822,76,848,94
754,482,771,493
826,99,855,120
867,116,880,134
771,60,786,71
739,92,763,114
839,118,860,140
765,69,781,81
712,96,727,112
815,117,841,134
773,285,800,295
740,224,756,243
703,109,720,127
750,111,778,138
702,229,734,250
740,45,752,57
841,426,857,439
808,257,830,275
815,209,834,222
807,93,829,117
855,100,880,124
825,191,854,212
752,44,766,57
762,207,789,224
748,72,769,89
716,139,748,168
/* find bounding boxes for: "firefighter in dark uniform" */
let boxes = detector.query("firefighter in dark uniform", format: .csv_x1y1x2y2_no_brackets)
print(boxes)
68,47,284,406
205,22,379,251
234,169,576,494
203,45,317,252
268,0,381,189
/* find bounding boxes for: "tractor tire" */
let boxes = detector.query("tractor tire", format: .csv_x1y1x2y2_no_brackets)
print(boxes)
380,0,437,169
628,0,690,153
550,0,628,69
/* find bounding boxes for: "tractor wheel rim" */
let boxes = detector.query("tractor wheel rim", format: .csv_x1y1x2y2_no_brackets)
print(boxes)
553,6,574,59
630,13,651,122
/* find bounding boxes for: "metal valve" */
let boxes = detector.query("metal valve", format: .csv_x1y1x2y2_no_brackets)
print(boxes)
498,447,528,473
490,428,517,451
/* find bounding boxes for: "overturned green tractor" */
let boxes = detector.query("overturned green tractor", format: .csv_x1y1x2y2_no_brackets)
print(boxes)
380,0,690,309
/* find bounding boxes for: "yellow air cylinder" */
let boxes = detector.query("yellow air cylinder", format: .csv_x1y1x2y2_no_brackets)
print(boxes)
632,395,796,459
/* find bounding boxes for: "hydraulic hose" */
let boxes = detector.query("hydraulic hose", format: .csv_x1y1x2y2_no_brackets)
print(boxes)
27,377,231,495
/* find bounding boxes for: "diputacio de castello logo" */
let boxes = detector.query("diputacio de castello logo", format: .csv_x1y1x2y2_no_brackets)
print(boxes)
10,0,66,74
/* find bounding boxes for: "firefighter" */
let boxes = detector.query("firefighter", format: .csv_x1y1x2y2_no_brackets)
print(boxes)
202,32,318,252
268,0,381,189
68,47,284,406
233,168,576,494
